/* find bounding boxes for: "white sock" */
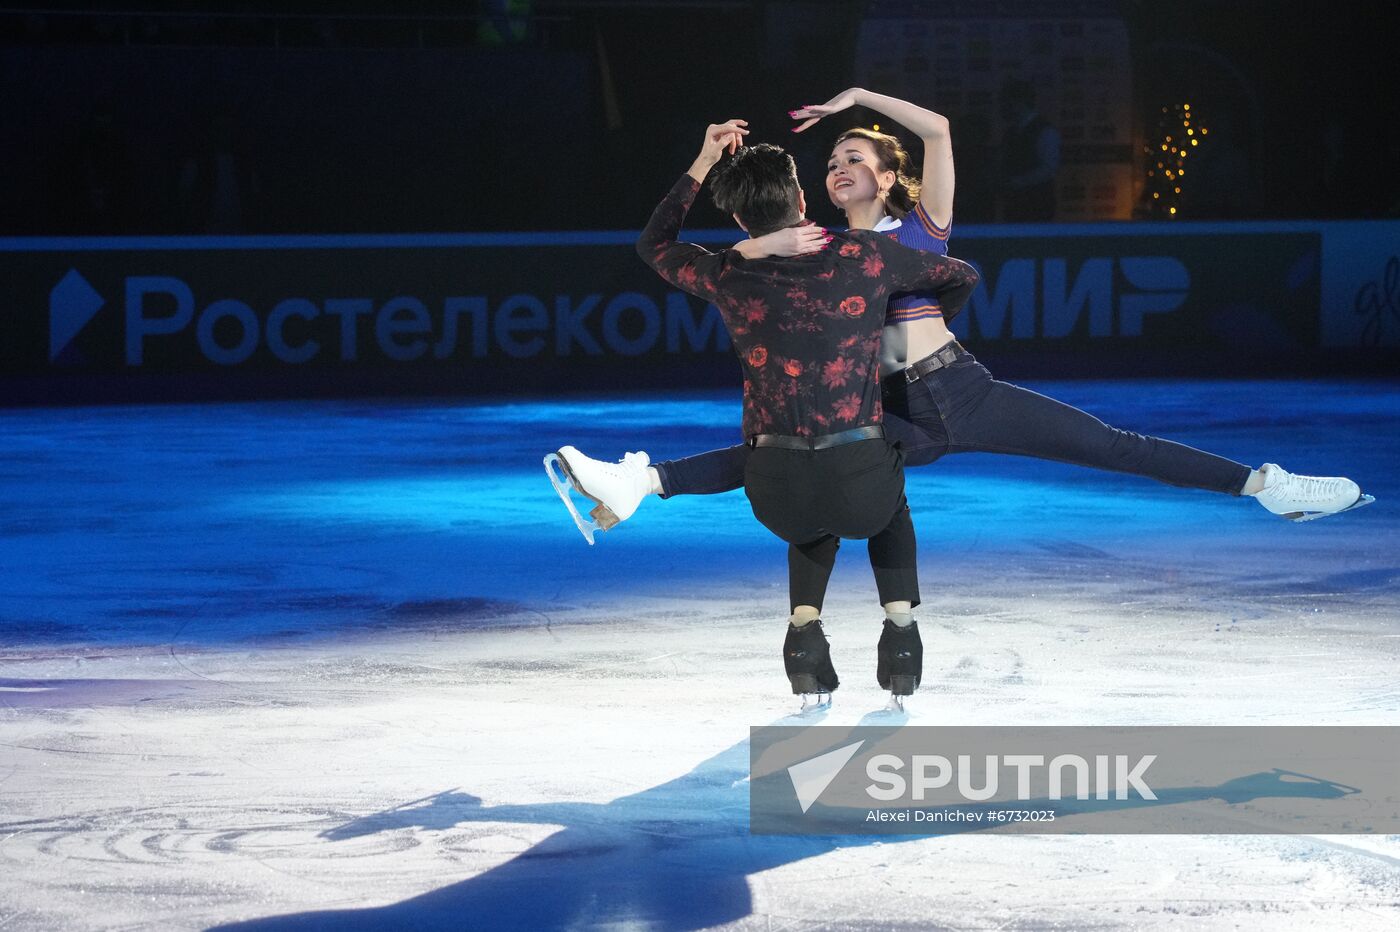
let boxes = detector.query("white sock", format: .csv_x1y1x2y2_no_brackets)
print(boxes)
886,611,914,628
646,466,664,497
789,606,821,628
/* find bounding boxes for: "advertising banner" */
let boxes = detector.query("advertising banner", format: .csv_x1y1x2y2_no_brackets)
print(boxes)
2,220,1392,404
1320,220,1400,348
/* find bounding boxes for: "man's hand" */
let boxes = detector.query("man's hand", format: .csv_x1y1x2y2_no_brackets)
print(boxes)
688,119,749,182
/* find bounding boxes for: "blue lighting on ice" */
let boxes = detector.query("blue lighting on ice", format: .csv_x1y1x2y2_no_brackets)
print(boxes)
0,380,1393,648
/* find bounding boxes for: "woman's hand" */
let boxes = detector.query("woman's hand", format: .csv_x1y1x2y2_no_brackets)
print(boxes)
735,224,831,259
789,89,862,133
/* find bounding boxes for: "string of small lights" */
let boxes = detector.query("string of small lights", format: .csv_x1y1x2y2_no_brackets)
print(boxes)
1143,103,1207,218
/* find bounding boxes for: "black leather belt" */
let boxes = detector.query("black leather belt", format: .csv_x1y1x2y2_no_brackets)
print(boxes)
904,341,964,382
750,424,885,450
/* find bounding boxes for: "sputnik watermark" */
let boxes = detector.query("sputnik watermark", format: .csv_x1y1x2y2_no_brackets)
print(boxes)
752,726,1400,835
865,753,1156,801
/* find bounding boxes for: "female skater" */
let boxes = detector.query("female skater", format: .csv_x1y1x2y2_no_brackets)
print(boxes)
548,89,1371,694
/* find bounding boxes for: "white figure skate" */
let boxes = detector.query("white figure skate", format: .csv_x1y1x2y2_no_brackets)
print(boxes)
1251,463,1375,522
543,445,651,545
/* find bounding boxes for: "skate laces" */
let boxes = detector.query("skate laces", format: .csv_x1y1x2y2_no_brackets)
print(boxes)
592,451,648,480
1278,471,1350,502
1264,466,1354,504
1300,476,1345,501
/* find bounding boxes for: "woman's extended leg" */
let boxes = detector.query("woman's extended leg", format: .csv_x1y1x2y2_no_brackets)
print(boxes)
927,357,1250,492
914,351,1369,518
653,445,748,497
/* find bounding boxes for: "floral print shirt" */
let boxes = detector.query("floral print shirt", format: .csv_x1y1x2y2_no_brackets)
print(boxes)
638,175,980,439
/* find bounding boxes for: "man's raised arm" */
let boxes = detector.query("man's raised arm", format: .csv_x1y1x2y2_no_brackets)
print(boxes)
636,120,748,294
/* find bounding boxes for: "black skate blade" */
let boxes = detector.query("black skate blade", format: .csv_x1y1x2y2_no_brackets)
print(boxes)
887,675,918,697
789,673,829,695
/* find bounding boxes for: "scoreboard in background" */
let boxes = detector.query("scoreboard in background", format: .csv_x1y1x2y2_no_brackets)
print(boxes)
854,0,1135,222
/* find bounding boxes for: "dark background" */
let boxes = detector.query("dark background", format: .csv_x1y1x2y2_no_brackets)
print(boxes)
3,0,1397,237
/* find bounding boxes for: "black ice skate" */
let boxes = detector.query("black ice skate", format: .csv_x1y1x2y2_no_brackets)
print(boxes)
877,620,922,711
784,620,839,712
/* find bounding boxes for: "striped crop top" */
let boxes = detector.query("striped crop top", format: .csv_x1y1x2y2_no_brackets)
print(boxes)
875,202,952,325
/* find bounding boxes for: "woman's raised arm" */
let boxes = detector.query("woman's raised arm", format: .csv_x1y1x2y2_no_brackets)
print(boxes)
790,88,954,227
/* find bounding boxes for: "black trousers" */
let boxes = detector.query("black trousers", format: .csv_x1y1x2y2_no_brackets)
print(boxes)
657,346,1251,498
743,439,920,614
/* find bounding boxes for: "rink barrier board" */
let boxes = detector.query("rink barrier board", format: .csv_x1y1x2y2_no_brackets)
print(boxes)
2,220,1397,405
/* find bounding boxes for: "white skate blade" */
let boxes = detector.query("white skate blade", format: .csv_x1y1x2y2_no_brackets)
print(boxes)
1282,492,1375,523
798,693,831,714
543,452,603,545
883,693,905,713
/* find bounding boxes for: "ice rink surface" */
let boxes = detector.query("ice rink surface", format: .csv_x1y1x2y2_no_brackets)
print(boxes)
1,378,1398,930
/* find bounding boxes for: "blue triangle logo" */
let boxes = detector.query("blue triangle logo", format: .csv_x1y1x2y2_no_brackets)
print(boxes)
50,269,106,362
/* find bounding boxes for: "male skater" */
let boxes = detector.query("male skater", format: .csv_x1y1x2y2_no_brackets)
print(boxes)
548,120,979,707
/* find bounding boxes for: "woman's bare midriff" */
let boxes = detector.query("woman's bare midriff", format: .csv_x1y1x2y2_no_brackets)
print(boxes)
879,317,958,377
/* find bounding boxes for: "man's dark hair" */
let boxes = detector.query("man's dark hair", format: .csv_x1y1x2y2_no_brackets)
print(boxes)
709,143,802,237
